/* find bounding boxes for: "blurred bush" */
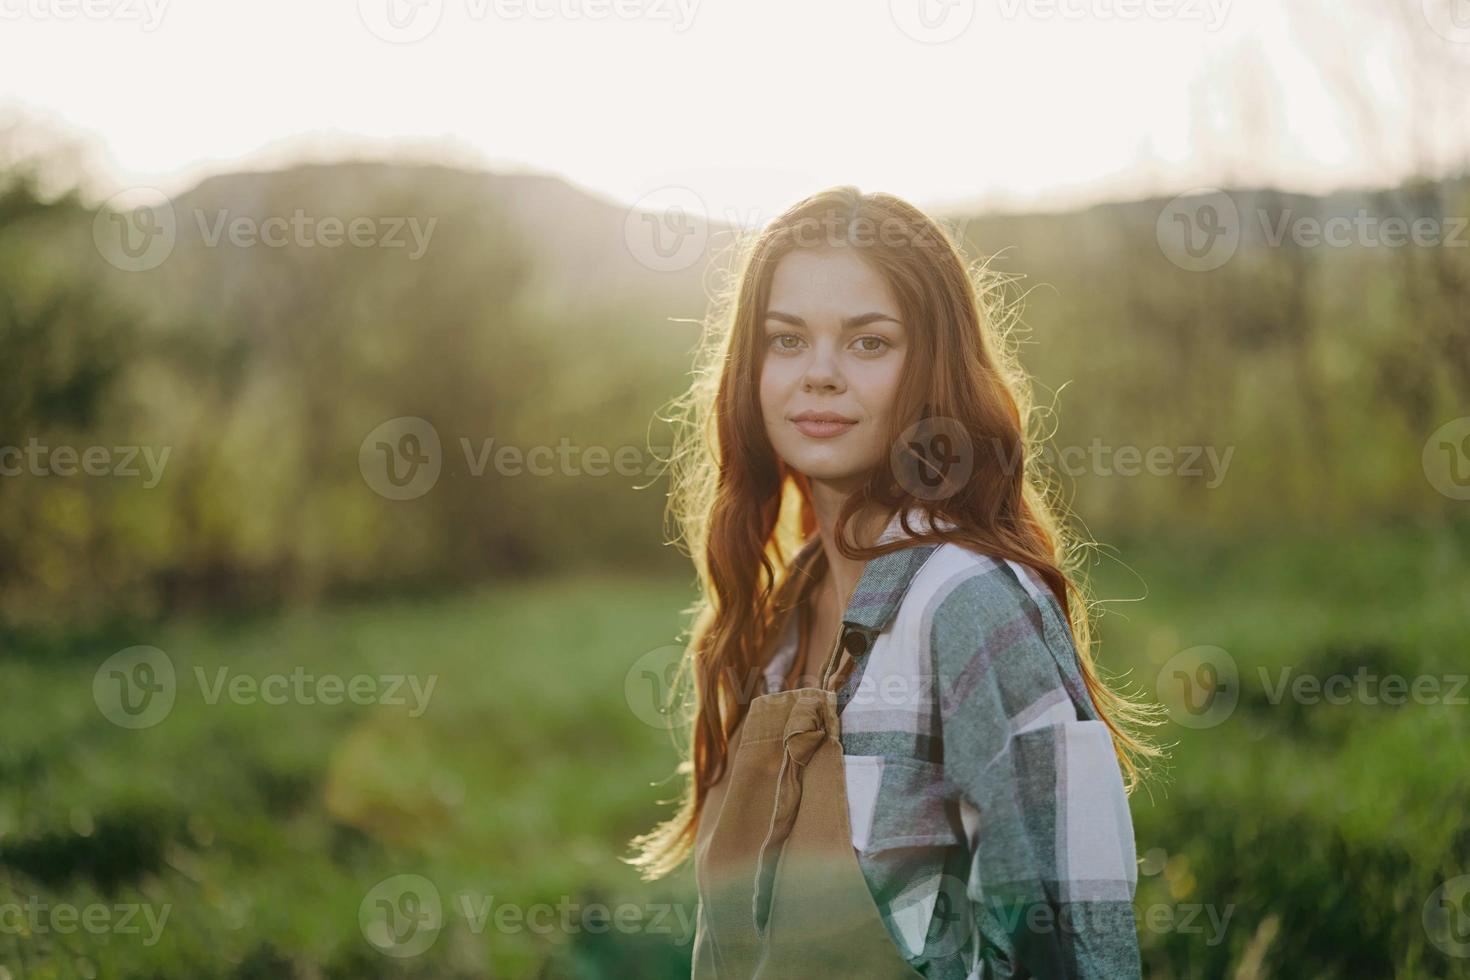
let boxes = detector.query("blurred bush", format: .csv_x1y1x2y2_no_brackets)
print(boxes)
1,136,1466,634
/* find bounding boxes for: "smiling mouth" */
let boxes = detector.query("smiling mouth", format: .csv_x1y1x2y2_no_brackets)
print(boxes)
790,414,858,438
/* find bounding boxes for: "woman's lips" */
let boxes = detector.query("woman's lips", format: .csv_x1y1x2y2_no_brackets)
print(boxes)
791,418,857,438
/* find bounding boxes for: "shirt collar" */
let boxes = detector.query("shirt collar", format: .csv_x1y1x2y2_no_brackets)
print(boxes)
791,506,954,635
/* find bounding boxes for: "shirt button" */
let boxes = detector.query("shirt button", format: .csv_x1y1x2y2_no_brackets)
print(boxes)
842,629,870,656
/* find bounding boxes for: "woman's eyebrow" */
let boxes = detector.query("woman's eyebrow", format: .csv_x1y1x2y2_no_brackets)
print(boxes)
764,311,902,329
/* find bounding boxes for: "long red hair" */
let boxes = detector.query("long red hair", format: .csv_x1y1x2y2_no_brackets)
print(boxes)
625,186,1163,880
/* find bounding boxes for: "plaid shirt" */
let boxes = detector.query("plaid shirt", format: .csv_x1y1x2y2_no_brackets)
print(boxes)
761,509,1141,978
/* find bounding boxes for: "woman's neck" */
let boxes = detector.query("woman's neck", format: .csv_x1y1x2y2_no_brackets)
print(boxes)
804,481,893,618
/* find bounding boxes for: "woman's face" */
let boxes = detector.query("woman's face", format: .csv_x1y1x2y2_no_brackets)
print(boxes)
759,246,908,491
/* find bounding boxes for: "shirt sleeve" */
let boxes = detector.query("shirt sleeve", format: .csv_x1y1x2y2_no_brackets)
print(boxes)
930,563,1141,979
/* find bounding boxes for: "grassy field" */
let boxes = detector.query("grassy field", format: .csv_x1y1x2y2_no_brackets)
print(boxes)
2,521,1468,978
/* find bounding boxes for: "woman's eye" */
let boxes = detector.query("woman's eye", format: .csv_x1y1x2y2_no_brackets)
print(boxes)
853,336,890,354
771,333,804,352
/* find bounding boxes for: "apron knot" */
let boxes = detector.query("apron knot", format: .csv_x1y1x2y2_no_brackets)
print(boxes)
782,695,829,764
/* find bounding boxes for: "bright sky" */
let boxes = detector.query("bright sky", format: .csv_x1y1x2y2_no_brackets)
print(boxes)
1,0,1466,219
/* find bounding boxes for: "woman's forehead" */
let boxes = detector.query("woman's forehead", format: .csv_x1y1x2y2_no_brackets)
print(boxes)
766,248,899,314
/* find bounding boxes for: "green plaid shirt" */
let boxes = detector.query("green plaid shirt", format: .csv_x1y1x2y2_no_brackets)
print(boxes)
762,509,1141,978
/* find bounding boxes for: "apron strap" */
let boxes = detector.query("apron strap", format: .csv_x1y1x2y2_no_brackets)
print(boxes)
749,693,831,938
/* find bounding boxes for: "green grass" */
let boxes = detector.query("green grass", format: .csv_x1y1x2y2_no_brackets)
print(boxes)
2,523,1468,978
1091,519,1470,979
1,573,702,978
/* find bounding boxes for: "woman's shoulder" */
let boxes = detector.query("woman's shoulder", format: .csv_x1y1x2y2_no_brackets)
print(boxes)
900,540,1057,636
899,541,1078,714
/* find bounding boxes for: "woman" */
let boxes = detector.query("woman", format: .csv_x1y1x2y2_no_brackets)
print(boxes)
626,187,1161,978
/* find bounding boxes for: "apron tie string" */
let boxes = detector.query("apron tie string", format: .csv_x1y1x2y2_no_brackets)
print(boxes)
750,694,830,939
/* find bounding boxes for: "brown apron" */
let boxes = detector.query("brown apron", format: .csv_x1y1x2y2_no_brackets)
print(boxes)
690,599,927,978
